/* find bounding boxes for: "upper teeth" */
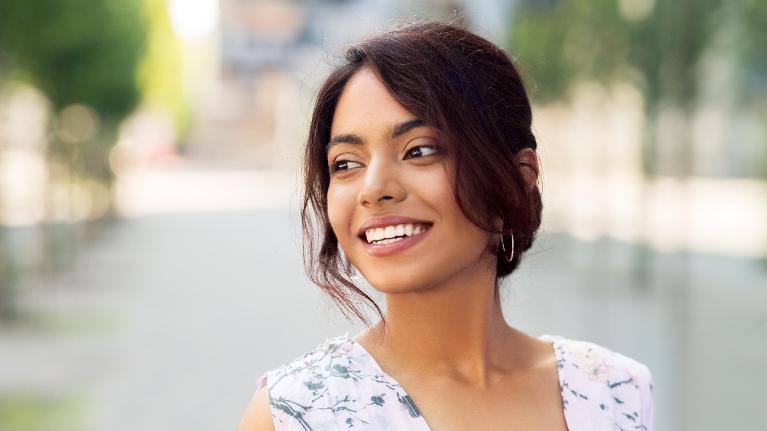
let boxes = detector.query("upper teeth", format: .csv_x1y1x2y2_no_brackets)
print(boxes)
364,224,428,243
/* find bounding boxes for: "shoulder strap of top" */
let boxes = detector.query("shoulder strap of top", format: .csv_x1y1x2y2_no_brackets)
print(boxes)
549,334,654,430
255,333,430,430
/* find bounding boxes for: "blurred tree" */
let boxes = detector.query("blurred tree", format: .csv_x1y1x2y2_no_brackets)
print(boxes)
507,0,630,103
0,0,147,182
0,0,152,322
733,0,767,107
506,0,767,177
139,0,188,137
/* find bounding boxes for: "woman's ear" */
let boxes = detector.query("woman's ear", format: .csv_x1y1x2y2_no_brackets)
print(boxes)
514,148,540,193
492,215,504,232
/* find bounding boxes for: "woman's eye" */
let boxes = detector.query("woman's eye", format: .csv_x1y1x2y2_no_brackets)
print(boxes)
405,145,438,159
329,159,363,172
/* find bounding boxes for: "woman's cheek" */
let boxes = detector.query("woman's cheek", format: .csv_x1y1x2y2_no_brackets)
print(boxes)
326,186,355,245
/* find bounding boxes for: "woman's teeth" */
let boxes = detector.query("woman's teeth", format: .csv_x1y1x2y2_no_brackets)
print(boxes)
364,223,428,244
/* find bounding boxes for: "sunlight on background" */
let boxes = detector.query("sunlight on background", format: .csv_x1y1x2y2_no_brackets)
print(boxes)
169,0,220,39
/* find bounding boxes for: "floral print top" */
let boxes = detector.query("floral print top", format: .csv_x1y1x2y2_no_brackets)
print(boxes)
254,333,654,430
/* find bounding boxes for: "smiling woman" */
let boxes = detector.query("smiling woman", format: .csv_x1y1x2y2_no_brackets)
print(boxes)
238,19,654,431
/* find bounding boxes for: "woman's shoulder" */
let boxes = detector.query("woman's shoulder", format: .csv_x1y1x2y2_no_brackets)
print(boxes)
252,333,419,430
539,333,654,429
540,333,653,382
242,335,355,431
255,333,354,393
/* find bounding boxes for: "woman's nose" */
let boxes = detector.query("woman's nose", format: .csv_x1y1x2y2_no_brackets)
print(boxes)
356,158,407,207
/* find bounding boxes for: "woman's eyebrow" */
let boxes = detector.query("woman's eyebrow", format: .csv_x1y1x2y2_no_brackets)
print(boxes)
325,133,362,153
326,119,426,153
390,118,425,138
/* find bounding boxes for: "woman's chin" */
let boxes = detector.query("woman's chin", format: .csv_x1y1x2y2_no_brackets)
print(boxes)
363,273,433,295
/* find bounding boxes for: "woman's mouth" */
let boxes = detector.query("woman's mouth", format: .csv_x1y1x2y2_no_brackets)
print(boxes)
359,223,432,256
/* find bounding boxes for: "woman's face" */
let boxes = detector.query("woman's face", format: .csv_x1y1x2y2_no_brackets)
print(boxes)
326,67,495,293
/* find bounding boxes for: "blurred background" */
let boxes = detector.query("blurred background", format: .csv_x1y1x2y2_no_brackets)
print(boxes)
0,0,764,430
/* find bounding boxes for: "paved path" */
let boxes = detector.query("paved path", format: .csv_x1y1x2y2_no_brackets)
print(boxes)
3,207,766,430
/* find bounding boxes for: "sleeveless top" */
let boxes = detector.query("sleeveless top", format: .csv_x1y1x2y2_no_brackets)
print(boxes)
254,333,654,430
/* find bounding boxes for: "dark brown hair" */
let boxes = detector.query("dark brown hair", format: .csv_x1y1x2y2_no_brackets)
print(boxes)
301,19,542,326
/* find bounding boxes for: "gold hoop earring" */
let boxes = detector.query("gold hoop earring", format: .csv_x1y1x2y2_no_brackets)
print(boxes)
499,232,514,263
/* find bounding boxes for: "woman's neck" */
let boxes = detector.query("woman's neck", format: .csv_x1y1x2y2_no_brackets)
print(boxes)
357,258,524,388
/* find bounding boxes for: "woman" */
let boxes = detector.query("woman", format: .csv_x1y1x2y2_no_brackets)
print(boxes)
239,19,654,431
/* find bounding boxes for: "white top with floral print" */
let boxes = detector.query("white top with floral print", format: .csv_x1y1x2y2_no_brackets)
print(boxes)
254,333,654,431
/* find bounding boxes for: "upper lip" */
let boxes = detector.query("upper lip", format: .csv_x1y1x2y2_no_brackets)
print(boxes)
357,215,433,237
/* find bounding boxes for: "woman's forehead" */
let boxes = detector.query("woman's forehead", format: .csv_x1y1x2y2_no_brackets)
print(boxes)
330,67,417,137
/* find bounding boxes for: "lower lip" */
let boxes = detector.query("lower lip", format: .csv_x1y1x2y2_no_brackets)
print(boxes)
361,226,432,257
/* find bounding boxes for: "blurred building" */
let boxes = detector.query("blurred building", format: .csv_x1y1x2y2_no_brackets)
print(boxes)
183,0,475,169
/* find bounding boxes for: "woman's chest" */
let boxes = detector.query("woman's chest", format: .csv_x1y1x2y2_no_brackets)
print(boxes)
395,369,569,431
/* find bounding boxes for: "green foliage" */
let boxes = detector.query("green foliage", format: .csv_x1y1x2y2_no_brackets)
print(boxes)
508,0,732,108
629,0,725,110
732,0,767,104
508,0,630,102
507,0,767,177
0,0,147,120
0,394,86,431
0,0,150,183
139,0,188,135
